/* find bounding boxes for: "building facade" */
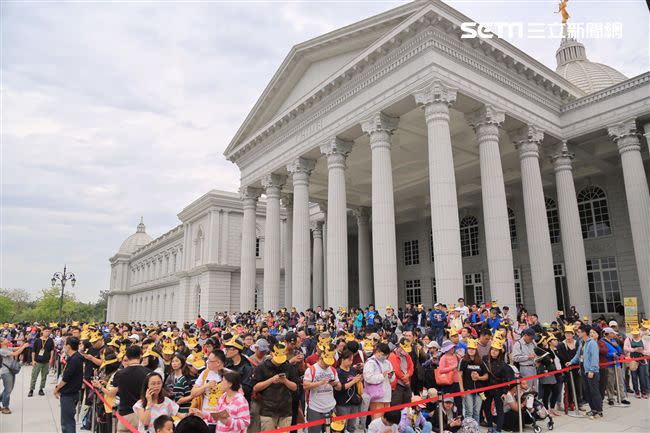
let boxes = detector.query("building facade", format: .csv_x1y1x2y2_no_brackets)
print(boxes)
108,0,650,324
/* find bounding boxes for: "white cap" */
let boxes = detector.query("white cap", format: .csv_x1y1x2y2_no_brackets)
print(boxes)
608,320,618,327
434,302,441,307
128,334,140,341
426,340,440,349
603,327,617,335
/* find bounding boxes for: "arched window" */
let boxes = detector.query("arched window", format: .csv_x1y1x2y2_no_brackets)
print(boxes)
508,208,518,250
460,216,480,257
194,227,204,262
577,186,611,238
545,197,560,244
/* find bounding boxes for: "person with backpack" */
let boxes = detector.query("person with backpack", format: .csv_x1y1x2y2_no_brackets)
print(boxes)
303,342,341,433
483,337,514,433
0,337,29,414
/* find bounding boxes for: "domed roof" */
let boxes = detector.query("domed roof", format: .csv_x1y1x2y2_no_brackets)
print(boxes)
555,37,627,94
118,217,153,254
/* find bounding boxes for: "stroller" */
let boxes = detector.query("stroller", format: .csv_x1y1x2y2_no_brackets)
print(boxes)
520,390,554,432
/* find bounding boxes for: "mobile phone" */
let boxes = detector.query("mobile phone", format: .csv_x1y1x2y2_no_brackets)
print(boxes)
278,373,286,377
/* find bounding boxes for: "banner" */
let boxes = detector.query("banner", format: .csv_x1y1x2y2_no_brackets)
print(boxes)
624,296,638,329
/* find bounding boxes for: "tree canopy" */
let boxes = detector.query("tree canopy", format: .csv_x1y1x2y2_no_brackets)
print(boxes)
0,288,107,323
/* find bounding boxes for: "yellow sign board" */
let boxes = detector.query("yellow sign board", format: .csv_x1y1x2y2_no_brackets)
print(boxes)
624,297,638,329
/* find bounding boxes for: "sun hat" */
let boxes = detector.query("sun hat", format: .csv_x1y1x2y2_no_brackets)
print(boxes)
440,340,455,354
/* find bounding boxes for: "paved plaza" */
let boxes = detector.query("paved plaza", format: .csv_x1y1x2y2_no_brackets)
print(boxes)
1,365,649,433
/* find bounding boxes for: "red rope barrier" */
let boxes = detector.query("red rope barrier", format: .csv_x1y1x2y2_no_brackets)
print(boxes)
260,354,650,433
83,379,140,433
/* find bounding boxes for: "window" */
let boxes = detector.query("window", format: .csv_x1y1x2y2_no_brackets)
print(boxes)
554,263,568,312
508,208,518,250
195,228,204,261
460,216,480,257
430,230,434,262
404,240,420,266
405,280,422,305
431,277,437,303
514,268,523,306
545,197,560,244
464,273,484,305
255,238,261,258
587,257,621,314
578,186,611,239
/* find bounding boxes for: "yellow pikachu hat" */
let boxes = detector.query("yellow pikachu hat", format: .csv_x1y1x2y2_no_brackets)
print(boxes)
320,343,336,366
466,338,478,350
162,341,175,355
491,337,505,351
272,342,288,364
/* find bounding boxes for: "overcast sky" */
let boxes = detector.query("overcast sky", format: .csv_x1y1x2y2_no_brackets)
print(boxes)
1,0,648,302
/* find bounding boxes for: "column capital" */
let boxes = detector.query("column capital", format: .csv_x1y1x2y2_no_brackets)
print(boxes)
239,186,262,208
551,141,575,173
281,193,294,209
261,174,286,198
607,118,641,154
513,125,544,159
361,112,399,135
414,80,457,123
287,157,316,176
320,137,353,157
352,207,371,224
466,105,506,130
311,220,324,235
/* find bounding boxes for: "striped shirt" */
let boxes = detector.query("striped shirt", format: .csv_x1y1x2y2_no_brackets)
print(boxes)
171,374,192,413
214,392,250,433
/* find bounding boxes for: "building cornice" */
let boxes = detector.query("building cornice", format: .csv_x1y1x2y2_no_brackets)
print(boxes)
560,72,650,112
225,5,582,164
130,225,184,260
177,189,270,223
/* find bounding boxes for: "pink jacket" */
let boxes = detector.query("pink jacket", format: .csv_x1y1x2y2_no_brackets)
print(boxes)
213,392,251,433
438,352,460,383
623,337,650,356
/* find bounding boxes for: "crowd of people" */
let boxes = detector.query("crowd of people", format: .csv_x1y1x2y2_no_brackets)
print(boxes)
1,300,649,433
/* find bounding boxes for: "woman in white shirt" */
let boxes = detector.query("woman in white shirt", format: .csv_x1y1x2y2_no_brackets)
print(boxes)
363,342,394,419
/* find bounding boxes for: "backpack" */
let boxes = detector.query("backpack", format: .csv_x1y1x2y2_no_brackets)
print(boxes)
459,417,480,433
2,355,21,375
305,364,337,405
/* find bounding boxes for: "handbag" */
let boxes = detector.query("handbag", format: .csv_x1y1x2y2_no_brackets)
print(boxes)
628,360,639,372
190,369,210,409
364,359,385,401
434,368,454,386
2,356,21,375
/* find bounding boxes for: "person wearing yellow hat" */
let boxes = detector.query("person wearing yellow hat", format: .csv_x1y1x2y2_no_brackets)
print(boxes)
458,338,488,423
387,337,414,406
304,342,342,433
623,326,649,398
251,342,298,432
556,324,580,410
223,336,254,402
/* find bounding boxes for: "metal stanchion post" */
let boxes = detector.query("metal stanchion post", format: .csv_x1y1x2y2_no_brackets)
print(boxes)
91,394,96,433
567,369,585,418
437,393,444,433
612,362,629,408
516,379,523,433
111,411,118,433
324,413,332,433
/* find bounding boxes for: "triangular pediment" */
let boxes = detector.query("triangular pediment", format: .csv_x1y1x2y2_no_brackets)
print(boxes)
225,1,429,155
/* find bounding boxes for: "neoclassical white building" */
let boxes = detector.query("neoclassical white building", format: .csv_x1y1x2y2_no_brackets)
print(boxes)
108,0,650,324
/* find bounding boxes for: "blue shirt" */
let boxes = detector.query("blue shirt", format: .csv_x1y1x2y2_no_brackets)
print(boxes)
487,317,502,333
365,311,377,325
429,310,447,328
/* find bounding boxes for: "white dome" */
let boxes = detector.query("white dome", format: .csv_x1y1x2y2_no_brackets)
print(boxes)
555,37,627,94
118,217,152,254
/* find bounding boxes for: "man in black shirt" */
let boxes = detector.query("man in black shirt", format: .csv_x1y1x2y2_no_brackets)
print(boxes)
105,345,149,433
29,326,54,396
54,337,83,433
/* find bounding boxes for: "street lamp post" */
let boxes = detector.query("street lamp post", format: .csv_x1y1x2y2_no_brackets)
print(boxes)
51,265,76,324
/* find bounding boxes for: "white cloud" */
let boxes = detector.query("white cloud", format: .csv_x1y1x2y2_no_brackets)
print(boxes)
1,0,647,302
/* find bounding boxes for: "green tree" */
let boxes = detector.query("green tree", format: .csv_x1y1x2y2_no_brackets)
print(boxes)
0,295,16,322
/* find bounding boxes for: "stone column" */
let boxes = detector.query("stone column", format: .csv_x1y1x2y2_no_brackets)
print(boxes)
552,143,591,316
312,221,324,308
322,214,328,308
643,122,650,154
354,207,373,308
514,125,556,320
414,81,463,303
262,174,286,312
282,194,293,307
608,120,650,315
239,186,261,312
362,112,399,310
320,138,352,308
288,158,316,311
467,105,516,307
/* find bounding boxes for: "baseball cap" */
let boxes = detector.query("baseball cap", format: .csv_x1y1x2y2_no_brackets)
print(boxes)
284,331,298,343
608,320,618,327
443,397,454,403
128,334,140,342
522,328,536,337
426,340,440,350
253,338,270,353
603,327,617,335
